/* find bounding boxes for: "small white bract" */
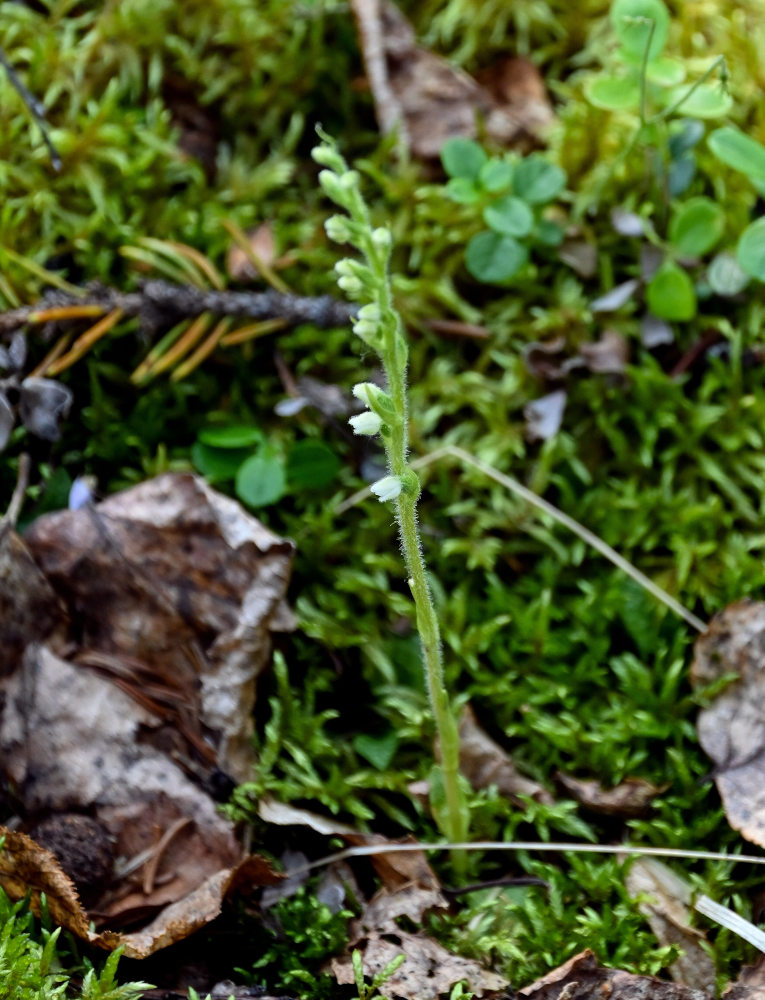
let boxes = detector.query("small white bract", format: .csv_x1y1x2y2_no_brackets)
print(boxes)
349,411,383,436
370,475,402,502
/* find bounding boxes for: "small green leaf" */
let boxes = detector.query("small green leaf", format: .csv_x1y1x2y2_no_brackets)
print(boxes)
737,217,765,280
668,155,696,197
198,425,263,449
668,119,705,158
465,231,528,283
440,137,487,180
445,177,481,204
513,155,566,204
535,218,565,246
666,83,732,119
584,75,640,111
645,55,686,86
483,195,533,237
192,442,251,483
287,439,340,489
478,158,513,193
707,251,750,296
353,732,399,770
646,260,697,319
610,0,669,61
708,126,765,181
235,452,287,507
668,197,725,257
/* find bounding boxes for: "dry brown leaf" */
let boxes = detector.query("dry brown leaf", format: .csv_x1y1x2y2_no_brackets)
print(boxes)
690,599,765,848
580,330,629,374
625,858,716,994
226,223,277,282
458,705,552,804
0,474,294,955
520,949,711,1000
350,0,553,158
724,955,765,1000
331,926,507,1000
24,472,295,783
557,773,663,818
332,880,505,1000
0,526,67,674
258,796,441,893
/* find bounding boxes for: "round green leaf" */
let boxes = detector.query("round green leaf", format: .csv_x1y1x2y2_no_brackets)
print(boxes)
666,83,732,119
708,126,765,182
235,453,287,508
707,251,750,296
737,217,765,280
483,195,533,237
353,732,399,771
610,0,669,61
286,439,341,489
646,260,697,320
535,219,565,246
192,442,251,483
465,231,528,283
645,56,686,86
513,155,566,205
668,119,705,158
198,425,263,449
440,137,487,180
445,177,481,204
584,75,640,111
668,155,696,197
478,158,513,193
668,197,725,257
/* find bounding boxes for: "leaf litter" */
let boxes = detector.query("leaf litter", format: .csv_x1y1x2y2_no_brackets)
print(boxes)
0,472,293,957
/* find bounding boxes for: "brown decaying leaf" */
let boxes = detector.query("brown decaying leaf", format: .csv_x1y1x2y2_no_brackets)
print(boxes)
350,0,553,158
520,949,712,1000
226,223,277,282
0,526,67,675
690,599,765,849
724,955,765,1000
258,797,506,999
0,473,293,956
557,773,663,818
23,472,295,783
458,705,552,804
624,858,716,994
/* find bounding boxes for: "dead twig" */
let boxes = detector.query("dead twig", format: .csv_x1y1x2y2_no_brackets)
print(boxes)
0,280,357,337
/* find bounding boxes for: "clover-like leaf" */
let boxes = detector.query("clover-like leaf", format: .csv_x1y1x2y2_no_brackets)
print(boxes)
668,197,725,257
465,231,528,283
708,127,765,182
440,137,487,181
513,156,566,205
611,0,669,61
646,260,696,320
483,195,533,237
737,217,765,281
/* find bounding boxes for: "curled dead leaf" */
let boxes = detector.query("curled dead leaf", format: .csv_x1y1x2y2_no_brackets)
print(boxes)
690,599,765,849
350,0,553,158
458,705,552,804
625,858,716,994
557,773,663,818
520,949,711,1000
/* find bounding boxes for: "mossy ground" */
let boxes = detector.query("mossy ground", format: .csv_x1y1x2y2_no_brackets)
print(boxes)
3,0,765,996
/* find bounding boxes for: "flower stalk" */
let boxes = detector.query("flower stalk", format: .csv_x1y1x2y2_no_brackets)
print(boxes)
313,133,468,853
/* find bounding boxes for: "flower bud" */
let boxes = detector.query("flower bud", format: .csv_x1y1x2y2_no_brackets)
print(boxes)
339,170,360,190
318,170,350,207
349,411,383,436
324,215,353,243
371,227,392,251
352,382,396,418
370,475,403,503
352,318,380,341
312,145,345,171
337,274,364,295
